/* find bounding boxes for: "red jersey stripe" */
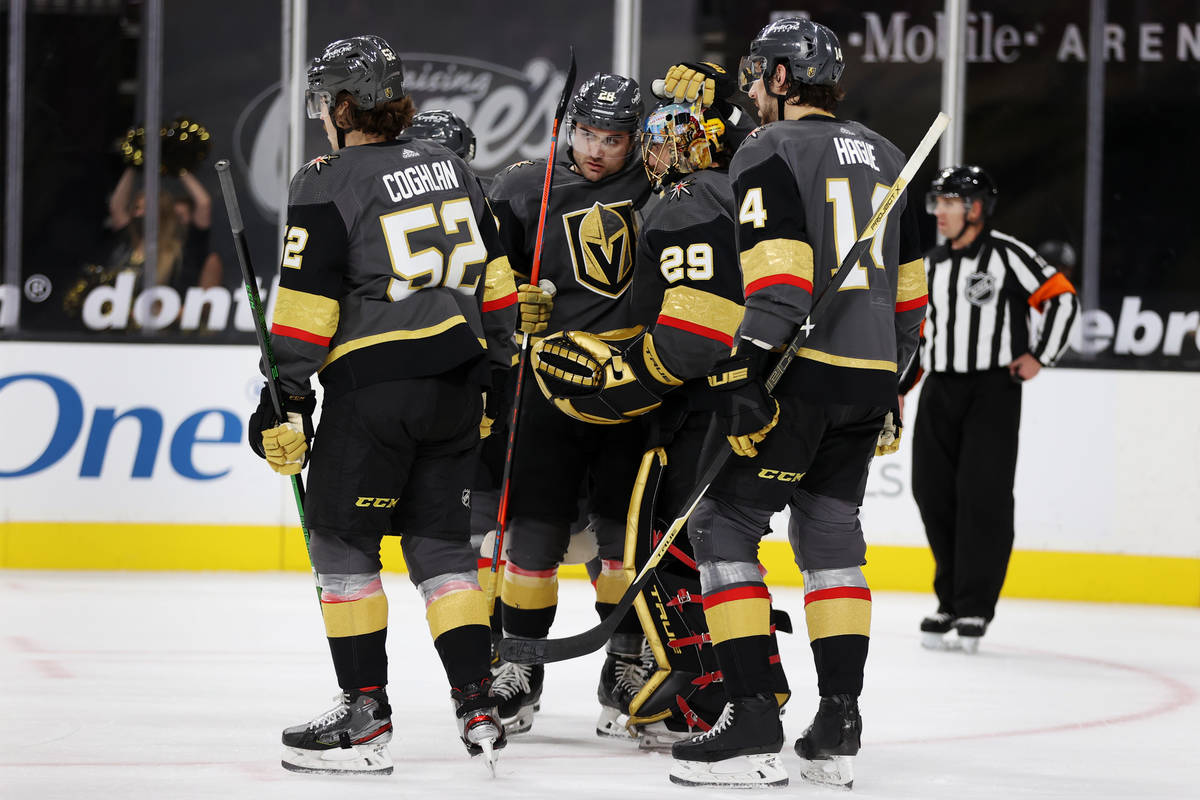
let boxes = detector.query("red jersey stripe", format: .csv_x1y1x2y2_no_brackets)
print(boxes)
804,586,873,605
656,315,735,347
745,274,813,297
271,323,331,347
702,584,770,610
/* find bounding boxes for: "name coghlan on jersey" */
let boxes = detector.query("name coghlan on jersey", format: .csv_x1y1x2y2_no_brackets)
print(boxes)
381,157,461,202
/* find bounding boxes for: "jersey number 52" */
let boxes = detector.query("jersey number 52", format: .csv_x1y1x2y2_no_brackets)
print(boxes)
380,197,486,302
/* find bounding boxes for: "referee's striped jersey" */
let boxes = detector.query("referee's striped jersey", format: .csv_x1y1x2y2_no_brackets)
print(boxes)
902,227,1078,389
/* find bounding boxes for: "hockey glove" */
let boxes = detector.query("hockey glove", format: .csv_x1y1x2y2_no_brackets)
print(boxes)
661,61,735,106
875,409,902,457
480,367,510,440
517,282,553,334
706,346,779,458
248,385,315,475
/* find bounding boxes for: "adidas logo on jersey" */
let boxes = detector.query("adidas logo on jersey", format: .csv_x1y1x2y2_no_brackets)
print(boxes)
401,148,420,158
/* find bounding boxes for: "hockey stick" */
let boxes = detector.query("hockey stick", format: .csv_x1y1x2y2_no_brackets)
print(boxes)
500,111,950,665
215,160,318,589
484,48,578,612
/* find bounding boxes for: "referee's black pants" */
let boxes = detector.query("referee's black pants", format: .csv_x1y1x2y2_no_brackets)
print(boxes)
911,369,1021,622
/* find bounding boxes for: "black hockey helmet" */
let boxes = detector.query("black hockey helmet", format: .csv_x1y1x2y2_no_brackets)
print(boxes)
408,109,476,162
570,72,644,133
739,17,845,92
306,35,405,119
927,165,999,216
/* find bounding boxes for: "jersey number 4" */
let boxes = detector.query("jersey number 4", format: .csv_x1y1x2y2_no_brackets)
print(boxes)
380,197,486,302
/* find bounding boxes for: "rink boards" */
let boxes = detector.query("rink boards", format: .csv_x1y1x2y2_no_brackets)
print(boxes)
1,341,1197,605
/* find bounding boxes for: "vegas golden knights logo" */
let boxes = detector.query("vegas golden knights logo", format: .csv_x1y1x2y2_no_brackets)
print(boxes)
562,200,636,298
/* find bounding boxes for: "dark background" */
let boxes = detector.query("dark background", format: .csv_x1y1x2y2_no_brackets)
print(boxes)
3,1,1197,369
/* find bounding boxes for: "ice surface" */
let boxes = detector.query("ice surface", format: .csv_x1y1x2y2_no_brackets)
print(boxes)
2,571,1198,799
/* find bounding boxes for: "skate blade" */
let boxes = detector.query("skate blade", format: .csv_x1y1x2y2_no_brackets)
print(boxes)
669,754,789,788
797,754,853,789
479,738,498,777
920,631,957,650
595,705,634,739
281,743,393,776
635,725,691,753
958,636,981,654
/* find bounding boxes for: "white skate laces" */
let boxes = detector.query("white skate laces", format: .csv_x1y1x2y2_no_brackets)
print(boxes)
308,695,351,730
691,702,734,743
492,660,532,698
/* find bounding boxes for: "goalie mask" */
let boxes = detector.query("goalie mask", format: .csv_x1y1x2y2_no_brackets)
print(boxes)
640,101,724,186
531,330,681,425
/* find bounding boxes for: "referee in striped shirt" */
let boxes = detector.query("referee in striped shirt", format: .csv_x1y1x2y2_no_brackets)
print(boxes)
898,165,1079,652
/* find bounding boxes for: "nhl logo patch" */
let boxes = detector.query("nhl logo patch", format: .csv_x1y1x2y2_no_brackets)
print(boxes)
965,272,997,306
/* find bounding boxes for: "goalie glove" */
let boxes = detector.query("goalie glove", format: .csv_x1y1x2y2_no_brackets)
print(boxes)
248,385,315,475
706,345,779,458
659,61,735,106
875,409,902,456
531,329,682,424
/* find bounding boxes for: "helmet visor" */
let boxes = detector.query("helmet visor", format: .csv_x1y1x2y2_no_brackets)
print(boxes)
925,192,973,214
305,89,332,120
738,55,768,93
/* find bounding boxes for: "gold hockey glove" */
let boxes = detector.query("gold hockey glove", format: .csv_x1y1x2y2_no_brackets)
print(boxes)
661,62,734,106
706,347,778,457
248,385,315,475
517,282,553,334
531,329,680,424
875,409,902,456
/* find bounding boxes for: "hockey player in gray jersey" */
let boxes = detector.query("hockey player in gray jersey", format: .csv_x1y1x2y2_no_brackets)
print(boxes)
529,93,795,747
485,72,654,737
245,35,516,776
665,19,926,788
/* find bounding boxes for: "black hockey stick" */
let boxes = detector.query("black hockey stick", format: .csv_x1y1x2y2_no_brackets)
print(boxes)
485,48,578,611
499,112,950,665
215,160,318,588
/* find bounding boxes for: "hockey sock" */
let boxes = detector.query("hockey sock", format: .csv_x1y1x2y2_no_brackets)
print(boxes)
594,558,643,635
700,561,774,698
499,561,558,639
318,572,389,691
802,568,871,696
419,571,493,688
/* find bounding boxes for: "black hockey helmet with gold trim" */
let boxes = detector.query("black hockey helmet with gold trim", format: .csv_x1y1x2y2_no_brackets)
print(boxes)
570,72,644,133
306,35,404,119
739,17,844,92
408,109,476,162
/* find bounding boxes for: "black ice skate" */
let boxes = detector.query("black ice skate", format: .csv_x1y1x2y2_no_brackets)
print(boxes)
794,693,862,788
280,688,393,775
669,693,787,788
452,678,507,777
596,634,652,738
954,616,988,653
490,659,543,735
920,611,955,650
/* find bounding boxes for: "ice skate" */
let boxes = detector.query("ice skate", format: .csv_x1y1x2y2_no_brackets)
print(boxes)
280,688,393,775
491,658,543,735
919,611,956,650
452,678,507,777
794,694,861,789
669,693,787,788
596,634,651,738
637,716,696,752
954,616,988,653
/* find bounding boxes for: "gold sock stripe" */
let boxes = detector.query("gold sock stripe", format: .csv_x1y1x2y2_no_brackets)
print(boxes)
804,596,872,642
500,570,559,610
426,586,489,640
594,570,631,605
321,592,388,638
704,592,772,645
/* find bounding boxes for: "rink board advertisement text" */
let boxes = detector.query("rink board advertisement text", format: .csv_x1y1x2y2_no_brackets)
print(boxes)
1,342,1196,605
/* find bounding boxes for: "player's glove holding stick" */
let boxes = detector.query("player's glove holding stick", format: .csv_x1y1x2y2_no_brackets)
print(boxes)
706,344,779,458
248,385,315,475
